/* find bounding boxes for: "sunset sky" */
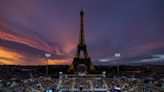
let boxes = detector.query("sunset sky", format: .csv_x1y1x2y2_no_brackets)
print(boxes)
0,0,164,65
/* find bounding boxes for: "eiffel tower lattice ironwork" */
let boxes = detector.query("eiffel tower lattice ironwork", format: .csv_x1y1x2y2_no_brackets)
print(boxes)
69,10,95,73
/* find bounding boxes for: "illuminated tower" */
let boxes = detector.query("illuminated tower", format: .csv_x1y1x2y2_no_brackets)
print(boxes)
69,10,95,73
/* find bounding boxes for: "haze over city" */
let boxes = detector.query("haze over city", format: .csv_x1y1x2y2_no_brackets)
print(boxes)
0,0,164,65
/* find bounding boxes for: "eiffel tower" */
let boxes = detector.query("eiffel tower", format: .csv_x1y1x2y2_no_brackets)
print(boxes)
69,10,95,73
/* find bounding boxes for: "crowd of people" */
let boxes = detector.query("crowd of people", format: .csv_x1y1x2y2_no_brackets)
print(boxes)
74,78,91,90
53,75,164,92
0,75,163,92
0,77,58,92
92,78,106,89
106,77,144,92
58,78,73,90
0,65,163,92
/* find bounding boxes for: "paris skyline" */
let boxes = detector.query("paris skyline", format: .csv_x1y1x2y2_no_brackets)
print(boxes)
0,0,164,65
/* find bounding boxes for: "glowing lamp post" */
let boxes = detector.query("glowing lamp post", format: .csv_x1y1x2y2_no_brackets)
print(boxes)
45,53,51,76
114,53,120,76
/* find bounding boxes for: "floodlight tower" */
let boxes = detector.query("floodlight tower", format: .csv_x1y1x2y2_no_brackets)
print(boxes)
114,53,120,76
45,53,51,76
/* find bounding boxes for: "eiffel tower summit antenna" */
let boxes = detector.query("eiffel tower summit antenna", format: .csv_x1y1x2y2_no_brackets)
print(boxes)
81,0,85,11
69,5,95,73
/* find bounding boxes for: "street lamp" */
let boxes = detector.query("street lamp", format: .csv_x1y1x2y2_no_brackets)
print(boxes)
45,53,51,76
114,53,120,76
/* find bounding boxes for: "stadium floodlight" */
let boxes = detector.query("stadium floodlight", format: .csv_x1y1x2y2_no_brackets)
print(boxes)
114,53,120,57
114,53,120,77
45,53,51,76
45,53,51,58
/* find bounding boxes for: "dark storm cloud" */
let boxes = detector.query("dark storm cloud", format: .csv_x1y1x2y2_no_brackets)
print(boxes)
0,0,164,65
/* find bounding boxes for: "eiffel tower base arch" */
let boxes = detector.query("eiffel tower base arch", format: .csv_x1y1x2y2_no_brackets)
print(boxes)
69,58,95,73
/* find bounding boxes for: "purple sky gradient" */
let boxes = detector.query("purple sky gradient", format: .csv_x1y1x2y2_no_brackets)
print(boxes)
0,0,164,65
